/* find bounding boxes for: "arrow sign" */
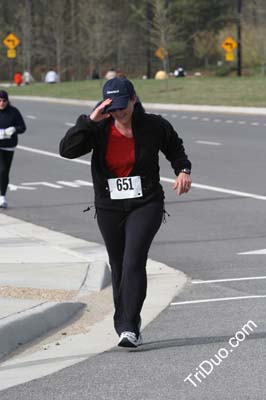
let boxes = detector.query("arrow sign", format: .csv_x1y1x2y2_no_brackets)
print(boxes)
221,37,237,52
3,33,20,49
238,249,266,255
155,47,168,60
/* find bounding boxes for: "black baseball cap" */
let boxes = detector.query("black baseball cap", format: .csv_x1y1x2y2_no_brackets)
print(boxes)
102,77,135,112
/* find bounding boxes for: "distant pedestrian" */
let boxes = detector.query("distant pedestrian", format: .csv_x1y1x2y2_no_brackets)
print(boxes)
23,70,34,85
59,77,192,348
0,90,26,208
13,72,23,86
44,69,59,83
174,67,186,78
105,68,116,80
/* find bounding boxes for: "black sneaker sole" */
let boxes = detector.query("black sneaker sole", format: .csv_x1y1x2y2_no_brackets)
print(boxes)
118,338,138,348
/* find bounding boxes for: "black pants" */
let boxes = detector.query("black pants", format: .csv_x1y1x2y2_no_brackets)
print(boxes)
0,150,14,196
96,200,163,336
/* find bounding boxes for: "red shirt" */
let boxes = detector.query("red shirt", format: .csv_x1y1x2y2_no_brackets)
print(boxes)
105,122,135,177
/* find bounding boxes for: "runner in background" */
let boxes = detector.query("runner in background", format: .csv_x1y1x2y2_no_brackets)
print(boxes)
0,90,26,208
59,77,192,348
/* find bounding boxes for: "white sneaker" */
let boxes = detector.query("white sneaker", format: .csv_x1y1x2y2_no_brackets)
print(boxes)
0,197,7,209
118,331,143,348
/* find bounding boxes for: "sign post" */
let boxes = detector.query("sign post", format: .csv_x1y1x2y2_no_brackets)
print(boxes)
237,0,242,76
2,33,21,82
155,47,169,90
221,37,237,63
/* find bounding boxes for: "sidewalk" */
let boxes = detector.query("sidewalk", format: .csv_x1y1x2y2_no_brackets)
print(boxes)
0,212,188,390
0,212,111,361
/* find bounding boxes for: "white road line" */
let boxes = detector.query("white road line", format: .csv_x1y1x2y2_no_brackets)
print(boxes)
181,116,188,119
202,117,209,121
160,177,266,201
171,295,266,306
190,183,266,200
26,115,37,120
225,120,233,123
56,181,81,188
239,248,266,255
251,122,260,126
22,181,63,188
9,184,35,191
65,122,75,127
191,116,198,120
196,140,221,146
17,145,91,166
192,276,266,284
74,180,93,187
238,121,246,124
213,119,221,123
171,114,177,118
15,179,93,190
17,145,266,201
55,179,93,188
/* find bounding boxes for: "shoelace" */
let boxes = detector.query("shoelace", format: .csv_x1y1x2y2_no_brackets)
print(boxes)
122,332,137,340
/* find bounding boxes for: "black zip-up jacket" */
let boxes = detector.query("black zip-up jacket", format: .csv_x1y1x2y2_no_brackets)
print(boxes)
0,104,26,148
59,104,191,211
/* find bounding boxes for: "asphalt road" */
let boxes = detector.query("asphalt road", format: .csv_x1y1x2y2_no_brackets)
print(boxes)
1,99,266,399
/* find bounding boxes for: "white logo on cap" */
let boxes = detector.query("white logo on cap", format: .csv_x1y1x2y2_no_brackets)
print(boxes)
107,90,120,94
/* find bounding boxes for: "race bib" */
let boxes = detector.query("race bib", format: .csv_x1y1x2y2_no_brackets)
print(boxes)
108,176,143,200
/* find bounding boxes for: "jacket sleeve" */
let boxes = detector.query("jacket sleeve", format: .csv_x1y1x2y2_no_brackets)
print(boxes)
159,116,192,175
13,108,26,134
59,115,97,159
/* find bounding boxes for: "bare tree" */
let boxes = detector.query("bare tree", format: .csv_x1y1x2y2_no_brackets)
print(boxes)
16,0,33,72
194,31,218,68
48,0,69,80
68,0,80,79
244,0,266,75
0,0,248,81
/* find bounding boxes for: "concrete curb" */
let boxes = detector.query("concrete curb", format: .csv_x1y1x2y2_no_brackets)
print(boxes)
0,302,85,360
10,95,266,115
76,260,111,298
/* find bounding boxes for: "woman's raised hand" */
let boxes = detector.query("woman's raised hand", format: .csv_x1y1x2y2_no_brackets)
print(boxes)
89,98,112,122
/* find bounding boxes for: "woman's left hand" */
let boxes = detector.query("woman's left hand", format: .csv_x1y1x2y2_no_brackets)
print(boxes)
173,172,192,195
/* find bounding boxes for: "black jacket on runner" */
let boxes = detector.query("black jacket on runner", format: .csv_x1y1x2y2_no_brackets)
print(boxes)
0,104,26,148
59,103,192,211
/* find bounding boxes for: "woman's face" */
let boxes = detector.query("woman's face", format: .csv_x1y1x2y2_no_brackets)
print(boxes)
110,97,136,125
0,98,8,111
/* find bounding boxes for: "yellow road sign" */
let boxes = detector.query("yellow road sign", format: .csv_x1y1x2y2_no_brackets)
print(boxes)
221,37,237,52
7,49,17,58
155,47,168,60
225,52,234,62
3,33,20,49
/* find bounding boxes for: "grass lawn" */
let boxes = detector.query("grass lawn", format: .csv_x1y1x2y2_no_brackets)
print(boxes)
1,76,266,107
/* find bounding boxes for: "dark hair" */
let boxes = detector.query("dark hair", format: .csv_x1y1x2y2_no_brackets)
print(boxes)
0,90,9,101
135,97,145,113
